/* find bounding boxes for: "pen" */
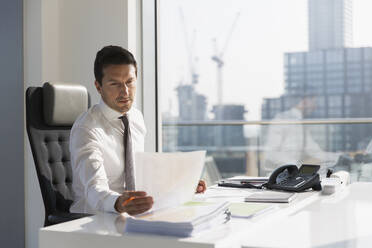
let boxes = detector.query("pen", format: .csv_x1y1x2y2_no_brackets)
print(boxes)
122,196,135,207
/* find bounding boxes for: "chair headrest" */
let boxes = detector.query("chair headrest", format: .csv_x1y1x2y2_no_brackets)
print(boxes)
43,82,88,126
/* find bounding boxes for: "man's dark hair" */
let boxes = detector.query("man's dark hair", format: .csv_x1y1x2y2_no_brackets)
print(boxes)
94,45,137,85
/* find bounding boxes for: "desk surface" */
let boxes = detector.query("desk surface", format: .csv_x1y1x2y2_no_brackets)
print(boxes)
39,182,372,248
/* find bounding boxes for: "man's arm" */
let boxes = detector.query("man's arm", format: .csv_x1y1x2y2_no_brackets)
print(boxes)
71,127,153,214
70,127,121,212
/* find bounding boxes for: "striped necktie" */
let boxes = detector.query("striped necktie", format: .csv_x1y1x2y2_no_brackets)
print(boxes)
119,114,135,190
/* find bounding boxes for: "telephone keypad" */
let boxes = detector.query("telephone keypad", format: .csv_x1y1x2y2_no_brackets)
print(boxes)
279,178,306,188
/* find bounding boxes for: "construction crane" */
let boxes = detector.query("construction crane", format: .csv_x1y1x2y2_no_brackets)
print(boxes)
179,7,199,85
211,12,240,105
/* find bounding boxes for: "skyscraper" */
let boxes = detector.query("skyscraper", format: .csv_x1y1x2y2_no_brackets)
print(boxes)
262,47,372,151
308,0,352,51
262,0,372,152
212,104,246,146
175,84,209,149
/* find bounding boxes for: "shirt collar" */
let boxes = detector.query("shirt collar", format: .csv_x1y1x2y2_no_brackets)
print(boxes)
98,99,132,121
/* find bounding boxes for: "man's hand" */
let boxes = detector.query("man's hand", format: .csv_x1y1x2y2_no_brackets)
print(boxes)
196,180,207,193
114,191,153,215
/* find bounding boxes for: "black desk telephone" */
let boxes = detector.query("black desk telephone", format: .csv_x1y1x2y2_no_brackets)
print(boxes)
218,164,322,192
266,164,322,192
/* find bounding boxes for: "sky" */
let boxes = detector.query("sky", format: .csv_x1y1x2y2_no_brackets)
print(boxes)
158,0,372,121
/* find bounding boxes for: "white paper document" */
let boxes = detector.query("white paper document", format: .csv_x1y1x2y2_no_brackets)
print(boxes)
135,151,206,211
125,201,230,237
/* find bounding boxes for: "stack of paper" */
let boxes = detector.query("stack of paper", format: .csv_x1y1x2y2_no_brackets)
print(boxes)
125,201,230,237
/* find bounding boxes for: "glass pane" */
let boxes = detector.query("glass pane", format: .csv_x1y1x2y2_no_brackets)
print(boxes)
158,0,372,182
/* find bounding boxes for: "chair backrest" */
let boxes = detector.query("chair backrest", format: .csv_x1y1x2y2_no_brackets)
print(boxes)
26,82,89,226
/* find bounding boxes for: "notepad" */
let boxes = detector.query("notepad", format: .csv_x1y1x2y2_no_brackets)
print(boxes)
229,202,275,218
244,191,297,203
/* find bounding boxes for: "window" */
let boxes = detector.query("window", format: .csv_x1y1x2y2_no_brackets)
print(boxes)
346,48,362,62
326,50,344,63
157,0,372,181
307,51,323,65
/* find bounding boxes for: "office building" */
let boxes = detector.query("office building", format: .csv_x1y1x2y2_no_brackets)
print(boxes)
209,104,247,177
308,0,353,51
175,84,214,149
211,104,246,147
175,84,247,148
262,0,372,152
173,84,248,176
262,47,372,152
176,84,208,121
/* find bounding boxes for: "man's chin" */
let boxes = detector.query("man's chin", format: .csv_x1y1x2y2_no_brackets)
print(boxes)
117,103,132,113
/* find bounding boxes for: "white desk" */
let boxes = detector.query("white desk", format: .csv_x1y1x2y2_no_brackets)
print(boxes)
39,183,372,248
241,182,372,248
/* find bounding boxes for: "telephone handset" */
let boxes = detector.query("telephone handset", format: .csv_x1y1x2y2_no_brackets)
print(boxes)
266,164,322,192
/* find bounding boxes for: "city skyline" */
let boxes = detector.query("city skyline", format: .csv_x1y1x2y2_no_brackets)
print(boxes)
159,0,372,120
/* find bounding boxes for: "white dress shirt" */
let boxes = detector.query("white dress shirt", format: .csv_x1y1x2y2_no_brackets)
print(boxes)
69,99,146,214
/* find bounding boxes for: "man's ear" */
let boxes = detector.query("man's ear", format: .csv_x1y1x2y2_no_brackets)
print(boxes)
94,81,102,94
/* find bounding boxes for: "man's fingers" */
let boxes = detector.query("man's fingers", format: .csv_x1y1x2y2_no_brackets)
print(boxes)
117,192,154,214
122,196,153,212
125,202,153,215
127,205,153,216
126,196,153,207
196,180,207,193
125,191,147,197
132,196,153,205
126,202,153,212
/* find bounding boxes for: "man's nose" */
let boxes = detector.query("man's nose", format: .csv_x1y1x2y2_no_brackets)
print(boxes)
120,84,129,95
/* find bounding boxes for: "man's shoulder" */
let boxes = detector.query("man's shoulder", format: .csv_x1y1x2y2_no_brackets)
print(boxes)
72,104,102,130
129,107,146,134
129,106,144,120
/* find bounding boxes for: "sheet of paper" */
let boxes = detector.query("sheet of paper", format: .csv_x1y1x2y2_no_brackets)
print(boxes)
201,187,255,198
135,151,206,211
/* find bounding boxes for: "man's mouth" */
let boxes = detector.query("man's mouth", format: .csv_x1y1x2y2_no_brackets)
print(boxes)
118,98,131,104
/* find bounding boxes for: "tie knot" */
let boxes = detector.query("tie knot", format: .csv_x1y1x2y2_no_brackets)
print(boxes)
119,114,129,127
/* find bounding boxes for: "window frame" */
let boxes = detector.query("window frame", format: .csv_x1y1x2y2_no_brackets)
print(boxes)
141,0,160,152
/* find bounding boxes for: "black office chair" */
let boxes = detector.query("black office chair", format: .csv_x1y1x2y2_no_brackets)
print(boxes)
26,82,92,226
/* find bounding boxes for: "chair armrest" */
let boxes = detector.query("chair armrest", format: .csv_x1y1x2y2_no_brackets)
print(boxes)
47,212,93,226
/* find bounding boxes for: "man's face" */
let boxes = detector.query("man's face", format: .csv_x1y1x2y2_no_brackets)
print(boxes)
95,64,137,114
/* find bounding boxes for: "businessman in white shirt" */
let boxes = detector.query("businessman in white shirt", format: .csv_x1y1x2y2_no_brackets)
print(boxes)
70,46,205,215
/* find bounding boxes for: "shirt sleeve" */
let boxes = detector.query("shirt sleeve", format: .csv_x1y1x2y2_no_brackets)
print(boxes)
70,126,120,213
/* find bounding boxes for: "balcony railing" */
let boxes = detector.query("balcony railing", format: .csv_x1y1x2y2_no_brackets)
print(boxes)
163,118,372,126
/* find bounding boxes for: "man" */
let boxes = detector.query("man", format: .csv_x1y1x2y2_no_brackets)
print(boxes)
70,45,205,215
